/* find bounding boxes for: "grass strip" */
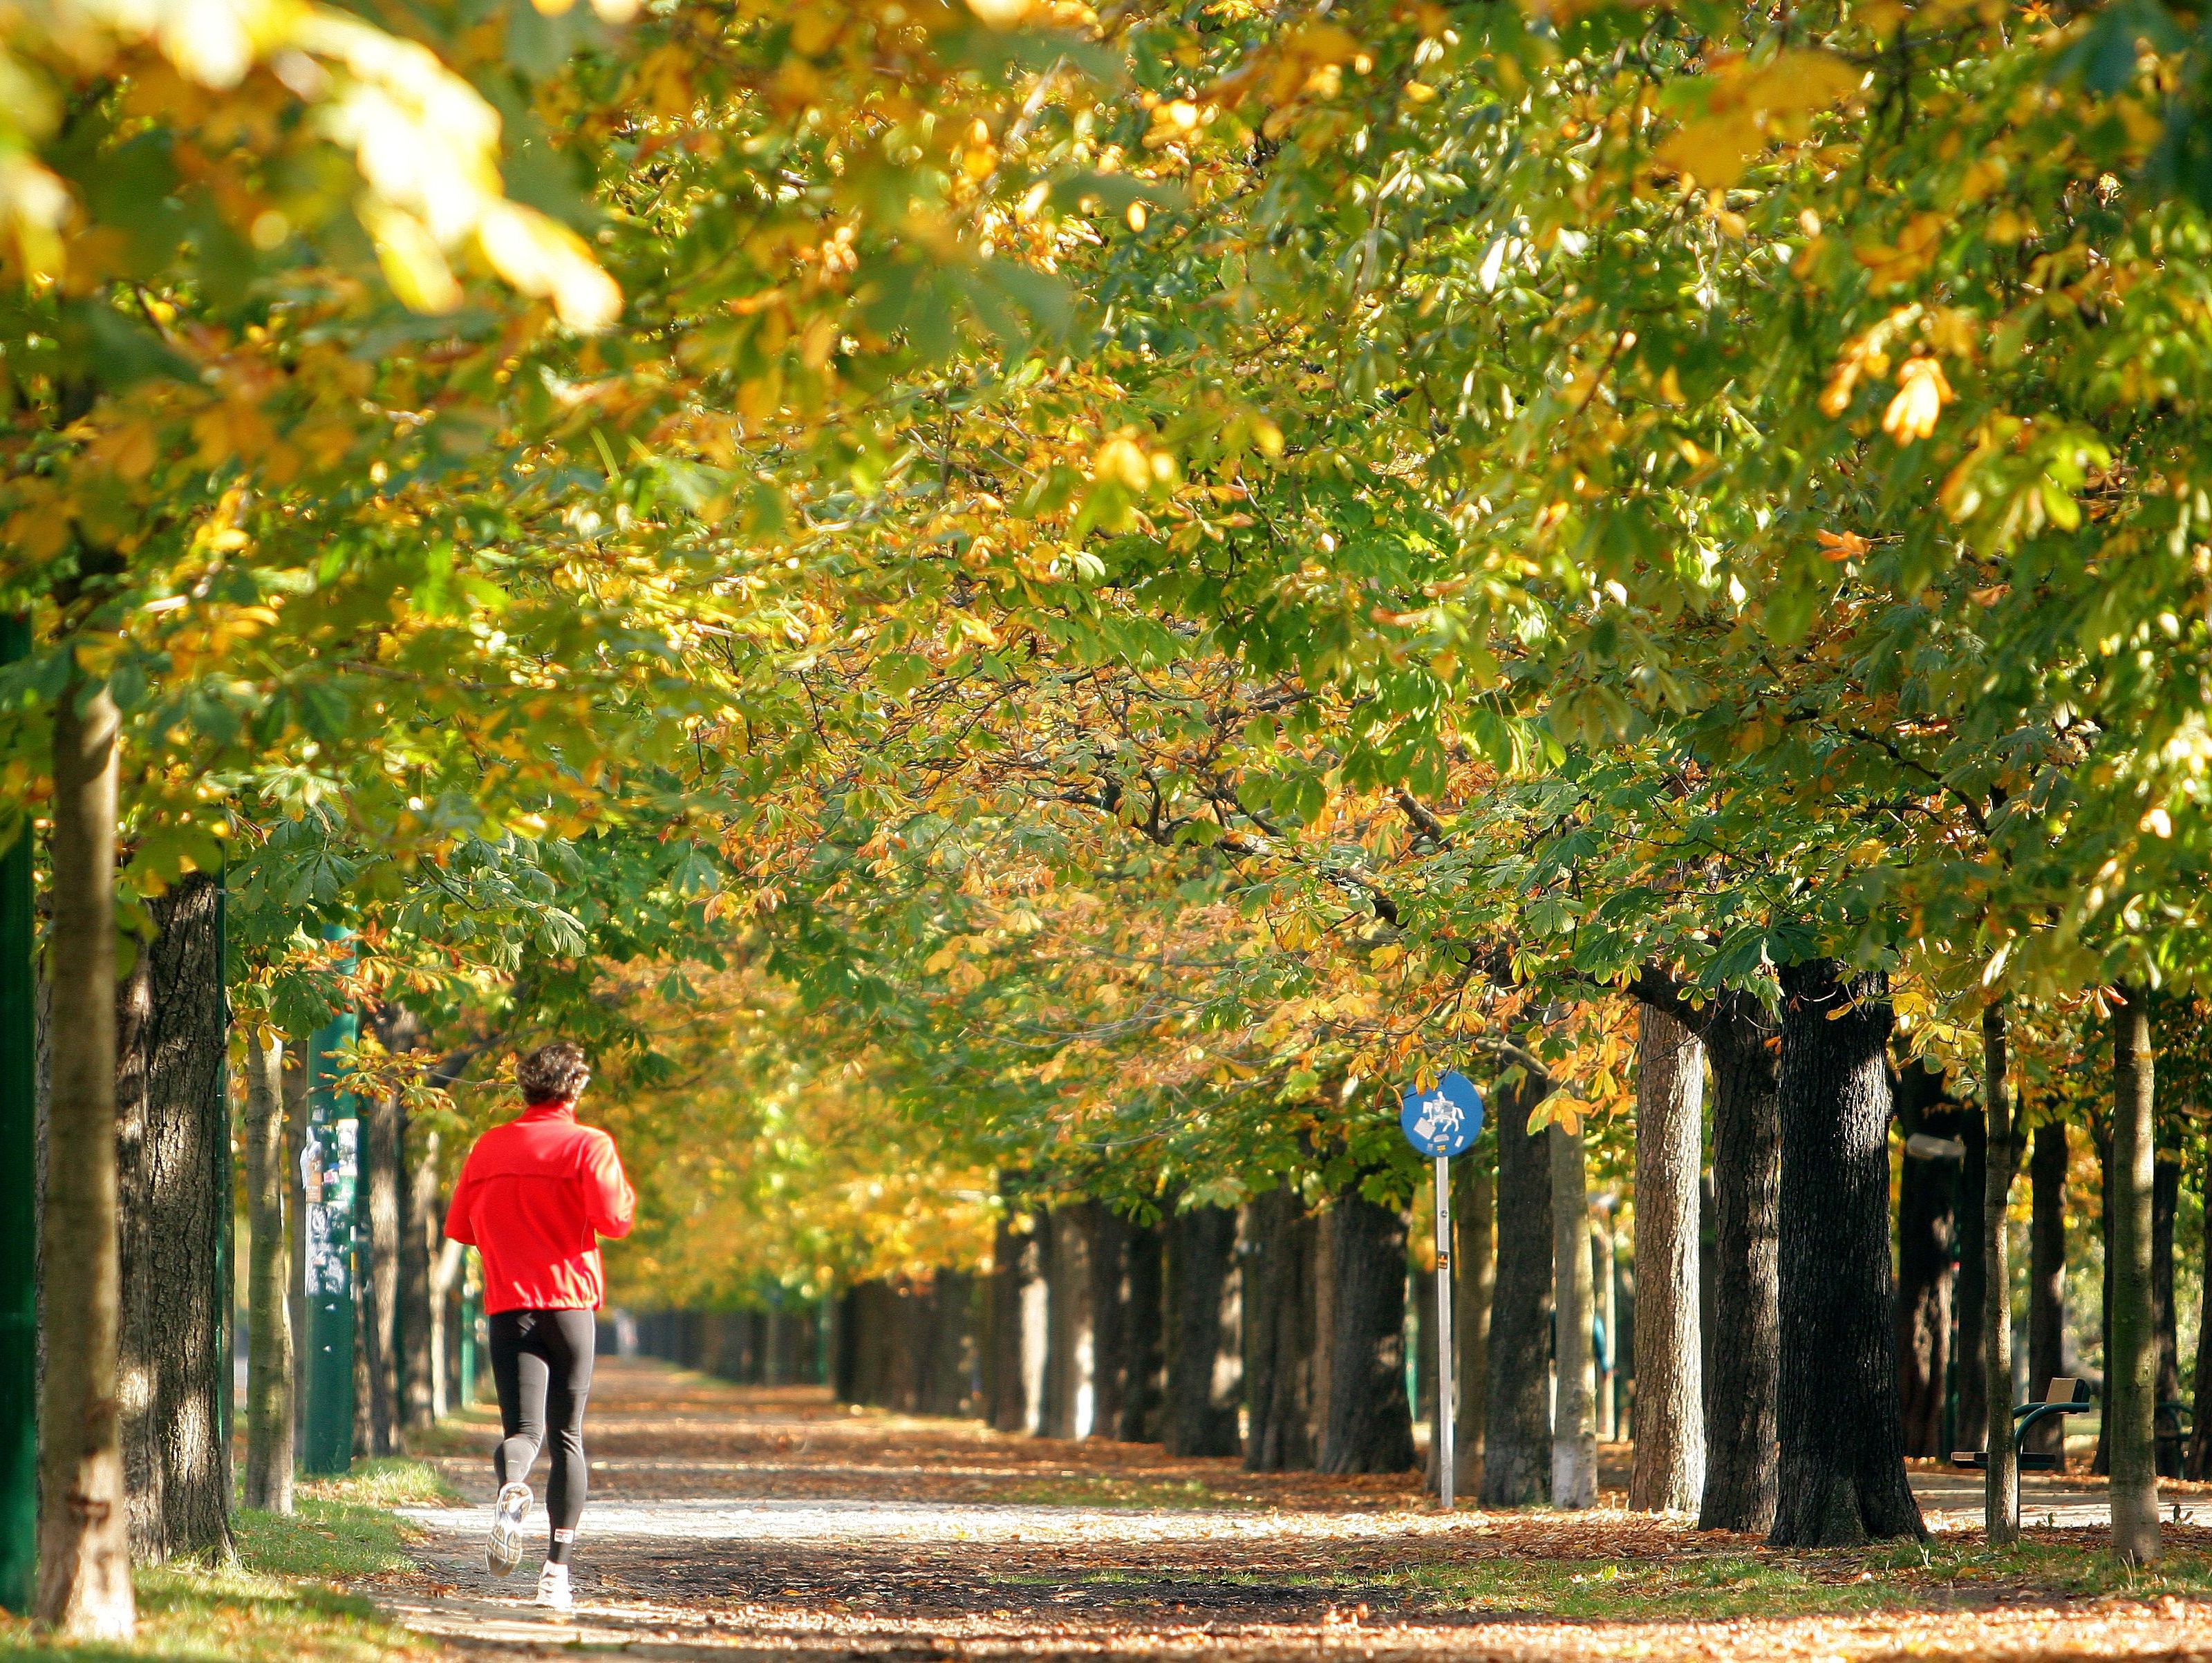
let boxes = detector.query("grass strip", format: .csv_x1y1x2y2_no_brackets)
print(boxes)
0,1459,451,1663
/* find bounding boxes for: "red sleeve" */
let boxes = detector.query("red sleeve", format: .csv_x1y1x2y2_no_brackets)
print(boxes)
442,1149,480,1246
585,1133,635,1240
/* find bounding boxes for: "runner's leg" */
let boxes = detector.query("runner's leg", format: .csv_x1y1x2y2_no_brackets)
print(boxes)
489,1310,551,1488
541,1310,597,1566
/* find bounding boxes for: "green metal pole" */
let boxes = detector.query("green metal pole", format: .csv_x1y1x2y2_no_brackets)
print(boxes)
0,615,36,1613
459,1265,478,1407
301,933,359,1475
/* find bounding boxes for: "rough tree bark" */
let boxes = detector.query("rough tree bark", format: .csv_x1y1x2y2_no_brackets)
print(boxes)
1983,1001,2019,1544
2028,1120,2069,1463
1163,1205,1240,1457
1892,1064,1964,1460
1630,1004,1705,1513
1631,972,1779,1532
36,677,135,1637
986,1203,1040,1433
1452,1152,1494,1500
1080,1203,1128,1439
2153,1154,2182,1478
2109,982,2161,1563
1483,1065,1554,1505
1550,1122,1597,1509
1768,960,1925,1548
400,1122,439,1435
1956,1098,1991,1455
114,870,232,1563
1318,1182,1415,1475
2193,1131,2212,1479
1119,1219,1165,1441
244,1035,294,1513
1241,1184,1317,1472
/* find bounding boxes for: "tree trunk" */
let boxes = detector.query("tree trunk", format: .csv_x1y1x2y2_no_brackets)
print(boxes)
1594,1218,1616,1442
2153,1154,2182,1478
1631,970,1780,1531
1768,960,1924,1547
2192,1132,2212,1481
2028,1119,2069,1463
1483,1065,1554,1505
1042,1209,1094,1438
2096,1118,2115,1477
36,678,135,1638
1698,993,1781,1533
1081,1203,1127,1439
1163,1205,1240,1456
1983,1001,2019,1544
114,870,232,1563
1956,1098,1990,1455
1892,1066,1960,1461
244,1035,294,1512
1318,1183,1415,1474
1452,1152,1493,1499
1629,1003,1704,1513
1119,1219,1165,1441
400,1125,438,1435
926,1271,975,1416
1550,1122,1597,1507
1308,1207,1336,1453
1241,1183,1317,1472
986,1207,1041,1433
359,1008,414,1458
2109,981,2161,1563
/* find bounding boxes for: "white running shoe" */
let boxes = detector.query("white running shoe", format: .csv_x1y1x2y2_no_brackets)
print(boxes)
535,1562,573,1611
486,1483,532,1577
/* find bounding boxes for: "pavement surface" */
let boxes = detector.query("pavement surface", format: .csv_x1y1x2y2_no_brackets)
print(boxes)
378,1358,2212,1661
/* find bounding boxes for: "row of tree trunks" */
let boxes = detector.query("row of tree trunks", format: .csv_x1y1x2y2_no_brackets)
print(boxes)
830,1279,977,1412
644,1306,823,1386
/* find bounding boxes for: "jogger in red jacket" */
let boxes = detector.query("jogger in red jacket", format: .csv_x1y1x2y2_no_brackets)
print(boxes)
445,1042,633,1609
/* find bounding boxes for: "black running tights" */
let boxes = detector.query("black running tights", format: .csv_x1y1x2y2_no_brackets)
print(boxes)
487,1308,597,1564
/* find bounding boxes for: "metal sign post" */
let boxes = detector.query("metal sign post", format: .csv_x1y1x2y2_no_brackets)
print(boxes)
1433,1152,1454,1508
1400,1071,1484,1512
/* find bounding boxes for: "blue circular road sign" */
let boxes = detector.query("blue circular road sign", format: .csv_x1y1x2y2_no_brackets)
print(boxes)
1401,1071,1485,1158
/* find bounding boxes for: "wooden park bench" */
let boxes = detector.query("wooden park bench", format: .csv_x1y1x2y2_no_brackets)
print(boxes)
1951,1376,2092,1473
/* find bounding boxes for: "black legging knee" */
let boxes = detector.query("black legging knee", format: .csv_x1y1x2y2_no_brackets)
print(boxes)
487,1308,597,1565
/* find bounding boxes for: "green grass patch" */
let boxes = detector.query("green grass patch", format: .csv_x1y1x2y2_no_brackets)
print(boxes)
991,1537,2212,1622
1378,1539,2212,1621
0,1460,451,1662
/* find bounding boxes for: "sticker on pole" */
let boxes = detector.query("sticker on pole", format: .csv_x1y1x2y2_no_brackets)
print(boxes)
1401,1071,1484,1158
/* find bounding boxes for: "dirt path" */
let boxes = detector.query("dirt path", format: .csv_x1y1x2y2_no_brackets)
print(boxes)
381,1357,2212,1661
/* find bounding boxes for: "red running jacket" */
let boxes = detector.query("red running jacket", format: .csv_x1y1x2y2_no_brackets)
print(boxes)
444,1101,635,1313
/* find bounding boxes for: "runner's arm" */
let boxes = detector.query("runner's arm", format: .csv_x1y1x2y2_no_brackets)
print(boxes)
585,1134,635,1239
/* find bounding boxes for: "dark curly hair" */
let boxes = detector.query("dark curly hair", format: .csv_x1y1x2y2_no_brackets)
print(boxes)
517,1042,592,1105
